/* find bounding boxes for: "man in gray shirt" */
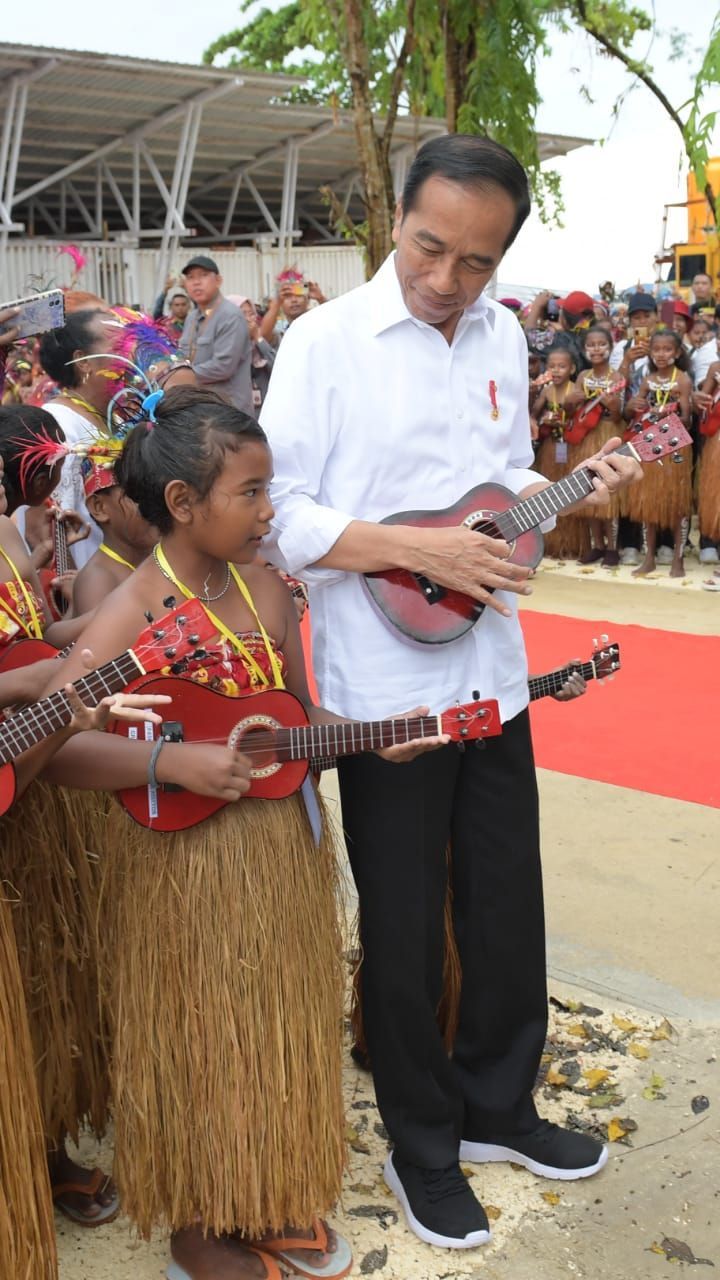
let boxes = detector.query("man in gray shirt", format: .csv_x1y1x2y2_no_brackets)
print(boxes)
178,255,254,414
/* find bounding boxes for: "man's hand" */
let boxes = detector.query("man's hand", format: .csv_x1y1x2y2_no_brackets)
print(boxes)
307,281,326,304
376,706,450,762
409,525,534,618
573,436,642,510
622,340,649,365
551,669,586,702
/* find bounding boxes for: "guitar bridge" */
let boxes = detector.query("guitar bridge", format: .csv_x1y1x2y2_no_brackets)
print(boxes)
160,721,184,791
413,574,446,605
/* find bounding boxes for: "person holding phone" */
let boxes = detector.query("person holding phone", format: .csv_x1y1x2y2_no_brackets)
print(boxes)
259,269,327,343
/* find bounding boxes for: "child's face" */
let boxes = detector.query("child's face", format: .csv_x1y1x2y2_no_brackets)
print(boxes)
691,320,711,348
188,441,275,565
650,336,678,370
528,354,542,380
584,333,610,365
547,352,572,384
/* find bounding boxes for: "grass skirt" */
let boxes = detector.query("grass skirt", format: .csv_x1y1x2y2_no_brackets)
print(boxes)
698,432,720,542
0,782,111,1147
622,439,692,526
0,896,58,1279
99,792,345,1239
534,439,591,560
568,418,621,521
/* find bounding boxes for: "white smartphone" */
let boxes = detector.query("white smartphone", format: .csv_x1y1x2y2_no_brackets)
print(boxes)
0,288,66,340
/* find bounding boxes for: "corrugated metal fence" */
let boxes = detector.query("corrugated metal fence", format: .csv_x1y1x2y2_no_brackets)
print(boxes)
0,240,368,308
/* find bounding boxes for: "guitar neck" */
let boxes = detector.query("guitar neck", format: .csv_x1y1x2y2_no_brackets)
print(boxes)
53,514,71,576
0,649,143,765
528,661,595,702
276,714,443,763
495,442,635,541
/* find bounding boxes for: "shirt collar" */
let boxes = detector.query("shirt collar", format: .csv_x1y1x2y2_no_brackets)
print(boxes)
369,252,495,337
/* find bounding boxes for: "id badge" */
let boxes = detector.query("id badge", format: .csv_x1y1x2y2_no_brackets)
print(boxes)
555,441,568,464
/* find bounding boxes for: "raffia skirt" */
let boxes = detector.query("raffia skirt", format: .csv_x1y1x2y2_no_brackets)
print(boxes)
99,791,345,1240
622,438,692,526
0,895,58,1278
534,438,591,560
698,431,720,542
0,782,111,1147
568,418,621,522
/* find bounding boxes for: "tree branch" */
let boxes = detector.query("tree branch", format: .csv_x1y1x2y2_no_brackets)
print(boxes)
573,0,686,142
380,0,417,161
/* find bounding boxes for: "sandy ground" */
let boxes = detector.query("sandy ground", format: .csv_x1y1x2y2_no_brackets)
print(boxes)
56,558,720,1280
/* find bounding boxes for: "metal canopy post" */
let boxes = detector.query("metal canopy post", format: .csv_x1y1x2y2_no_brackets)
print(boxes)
0,59,56,233
278,139,299,262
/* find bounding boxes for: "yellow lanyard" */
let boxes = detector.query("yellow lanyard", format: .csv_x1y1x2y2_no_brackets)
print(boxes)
653,368,677,412
99,543,135,571
0,545,44,639
153,543,285,690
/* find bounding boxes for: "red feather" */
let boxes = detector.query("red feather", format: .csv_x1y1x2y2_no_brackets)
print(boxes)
10,427,68,497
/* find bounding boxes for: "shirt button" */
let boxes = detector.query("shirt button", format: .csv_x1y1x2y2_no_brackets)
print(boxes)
456,409,464,419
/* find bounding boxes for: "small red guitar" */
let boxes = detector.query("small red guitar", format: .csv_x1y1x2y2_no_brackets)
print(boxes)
364,417,692,644
0,599,214,816
38,507,72,621
0,637,58,673
111,684,502,831
528,639,620,701
565,380,626,446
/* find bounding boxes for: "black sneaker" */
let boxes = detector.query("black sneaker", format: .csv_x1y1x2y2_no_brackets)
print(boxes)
383,1151,491,1248
460,1120,607,1180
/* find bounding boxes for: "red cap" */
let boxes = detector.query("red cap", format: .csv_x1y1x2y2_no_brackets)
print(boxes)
559,291,594,314
673,299,691,318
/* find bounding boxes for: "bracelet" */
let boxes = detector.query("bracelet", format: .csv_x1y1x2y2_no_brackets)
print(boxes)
148,737,166,790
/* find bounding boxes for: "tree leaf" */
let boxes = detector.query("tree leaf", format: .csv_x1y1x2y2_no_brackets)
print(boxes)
546,1065,569,1086
613,1015,639,1033
567,1022,588,1038
629,1042,650,1059
583,1068,610,1089
541,1190,561,1205
650,1017,675,1041
486,1205,502,1221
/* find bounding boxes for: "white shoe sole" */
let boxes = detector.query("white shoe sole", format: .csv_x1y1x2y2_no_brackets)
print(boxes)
459,1139,608,1181
383,1155,491,1249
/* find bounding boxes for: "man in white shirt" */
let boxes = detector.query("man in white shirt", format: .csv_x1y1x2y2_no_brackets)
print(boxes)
261,135,640,1252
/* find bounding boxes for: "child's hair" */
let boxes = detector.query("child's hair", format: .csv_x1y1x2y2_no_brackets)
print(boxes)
39,309,103,388
581,325,612,351
0,405,63,507
117,386,267,534
648,326,690,374
545,341,577,377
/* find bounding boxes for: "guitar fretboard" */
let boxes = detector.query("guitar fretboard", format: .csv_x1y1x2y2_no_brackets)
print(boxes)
528,662,595,702
0,650,140,764
493,444,634,541
279,715,441,762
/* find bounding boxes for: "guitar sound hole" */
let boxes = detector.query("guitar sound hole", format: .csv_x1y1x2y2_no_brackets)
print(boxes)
229,718,281,778
472,519,503,540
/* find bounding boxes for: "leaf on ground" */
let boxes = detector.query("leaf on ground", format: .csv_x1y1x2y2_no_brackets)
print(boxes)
541,1191,561,1206
345,1124,370,1154
650,1017,675,1041
657,1236,715,1266
643,1071,666,1101
360,1246,389,1274
608,1115,638,1143
461,1166,475,1178
583,1068,610,1089
486,1205,502,1221
613,1015,639,1033
567,1022,588,1038
629,1042,650,1059
350,1183,376,1195
546,1064,569,1086
589,1092,624,1109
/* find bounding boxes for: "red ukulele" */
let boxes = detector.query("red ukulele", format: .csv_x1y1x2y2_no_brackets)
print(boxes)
38,506,72,621
363,417,692,644
0,598,214,816
111,685,502,831
565,380,626,446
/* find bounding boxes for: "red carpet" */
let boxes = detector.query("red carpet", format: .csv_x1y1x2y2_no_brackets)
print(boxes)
521,610,720,809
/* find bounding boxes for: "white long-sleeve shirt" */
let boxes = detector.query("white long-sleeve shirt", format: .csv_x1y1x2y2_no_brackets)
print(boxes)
261,253,548,723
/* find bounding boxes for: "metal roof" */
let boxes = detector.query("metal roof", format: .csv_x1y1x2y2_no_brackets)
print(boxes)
0,42,592,244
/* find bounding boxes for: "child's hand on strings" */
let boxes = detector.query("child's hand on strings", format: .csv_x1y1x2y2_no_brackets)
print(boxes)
375,706,450,763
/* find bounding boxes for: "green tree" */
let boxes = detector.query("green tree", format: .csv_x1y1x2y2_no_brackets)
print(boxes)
205,2,720,275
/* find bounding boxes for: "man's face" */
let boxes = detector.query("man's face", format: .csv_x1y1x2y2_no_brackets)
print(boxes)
392,176,516,336
629,309,656,336
170,295,190,321
183,268,221,308
280,288,309,322
693,274,712,301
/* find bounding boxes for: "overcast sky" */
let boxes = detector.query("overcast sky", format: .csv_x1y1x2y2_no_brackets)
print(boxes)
2,0,719,293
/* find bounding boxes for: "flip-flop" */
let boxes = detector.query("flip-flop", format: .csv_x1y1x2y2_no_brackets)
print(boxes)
259,1219,353,1279
52,1167,120,1227
701,578,720,591
168,1246,282,1280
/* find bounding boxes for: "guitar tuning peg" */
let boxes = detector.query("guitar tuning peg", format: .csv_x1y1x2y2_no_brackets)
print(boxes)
600,633,608,643
163,595,177,609
472,689,480,700
144,610,154,624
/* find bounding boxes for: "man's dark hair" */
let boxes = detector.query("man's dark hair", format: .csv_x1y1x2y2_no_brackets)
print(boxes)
401,134,531,251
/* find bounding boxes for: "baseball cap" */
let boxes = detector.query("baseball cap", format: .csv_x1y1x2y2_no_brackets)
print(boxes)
559,291,594,313
627,291,657,315
181,255,219,275
673,299,691,319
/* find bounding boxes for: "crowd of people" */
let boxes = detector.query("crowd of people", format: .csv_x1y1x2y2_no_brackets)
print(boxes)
0,129,712,1280
500,276,720,582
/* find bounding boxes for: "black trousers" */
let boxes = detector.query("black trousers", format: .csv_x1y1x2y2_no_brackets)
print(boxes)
338,709,548,1169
